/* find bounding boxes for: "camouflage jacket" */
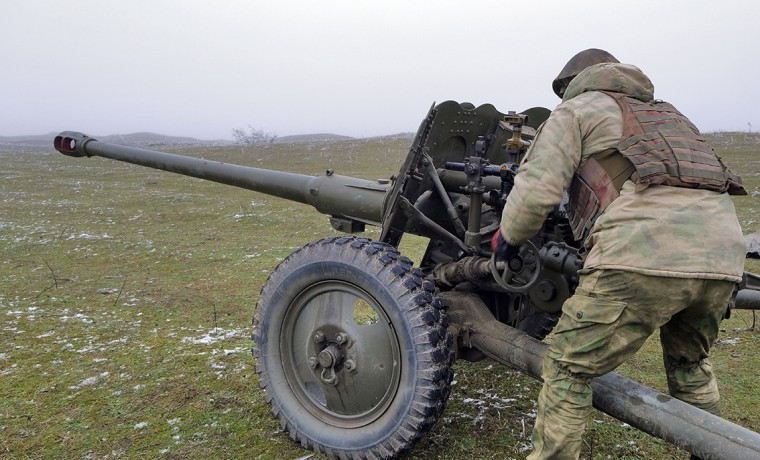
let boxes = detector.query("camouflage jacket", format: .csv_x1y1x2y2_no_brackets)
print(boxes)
499,63,746,281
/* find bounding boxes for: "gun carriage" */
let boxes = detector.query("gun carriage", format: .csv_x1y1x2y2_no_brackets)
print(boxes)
55,101,760,459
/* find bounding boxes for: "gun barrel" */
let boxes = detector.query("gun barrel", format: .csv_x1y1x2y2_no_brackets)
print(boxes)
54,131,389,226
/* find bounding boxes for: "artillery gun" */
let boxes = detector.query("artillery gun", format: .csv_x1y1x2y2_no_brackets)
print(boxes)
55,101,760,459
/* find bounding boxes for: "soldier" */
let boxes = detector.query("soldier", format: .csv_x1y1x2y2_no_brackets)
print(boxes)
491,49,748,459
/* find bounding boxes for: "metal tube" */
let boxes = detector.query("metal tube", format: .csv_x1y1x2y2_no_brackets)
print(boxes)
398,197,472,254
438,168,502,193
735,288,760,310
54,131,388,225
441,291,760,460
422,155,466,236
465,192,483,248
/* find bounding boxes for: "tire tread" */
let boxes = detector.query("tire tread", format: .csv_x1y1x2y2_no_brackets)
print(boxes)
252,236,454,459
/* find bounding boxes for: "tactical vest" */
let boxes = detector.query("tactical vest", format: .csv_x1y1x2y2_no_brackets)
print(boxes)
566,91,746,242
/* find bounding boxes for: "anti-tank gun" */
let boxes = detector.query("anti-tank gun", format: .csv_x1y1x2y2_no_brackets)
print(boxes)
55,101,760,460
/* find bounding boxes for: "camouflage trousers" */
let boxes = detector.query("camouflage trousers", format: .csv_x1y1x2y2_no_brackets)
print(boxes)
527,269,735,460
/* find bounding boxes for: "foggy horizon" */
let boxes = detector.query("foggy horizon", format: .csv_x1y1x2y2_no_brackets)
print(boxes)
3,1,759,141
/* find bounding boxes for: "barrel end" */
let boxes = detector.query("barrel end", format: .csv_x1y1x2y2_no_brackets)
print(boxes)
54,131,95,157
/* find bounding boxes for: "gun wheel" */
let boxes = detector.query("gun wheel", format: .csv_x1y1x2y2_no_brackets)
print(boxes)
253,236,454,459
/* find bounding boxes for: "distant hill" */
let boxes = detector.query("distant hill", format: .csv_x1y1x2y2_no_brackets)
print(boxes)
274,133,415,144
369,132,416,141
0,133,62,148
275,133,354,143
5,129,752,150
98,132,232,147
0,131,415,149
0,132,231,149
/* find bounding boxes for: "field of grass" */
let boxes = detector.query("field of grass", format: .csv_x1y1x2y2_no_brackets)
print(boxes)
1,132,759,459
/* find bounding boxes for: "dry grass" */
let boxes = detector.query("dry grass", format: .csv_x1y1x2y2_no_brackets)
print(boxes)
1,132,758,459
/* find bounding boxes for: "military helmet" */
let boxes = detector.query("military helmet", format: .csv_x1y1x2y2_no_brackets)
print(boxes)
552,48,619,98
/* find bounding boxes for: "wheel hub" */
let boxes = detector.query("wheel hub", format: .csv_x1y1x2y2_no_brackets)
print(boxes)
318,344,344,369
311,332,350,385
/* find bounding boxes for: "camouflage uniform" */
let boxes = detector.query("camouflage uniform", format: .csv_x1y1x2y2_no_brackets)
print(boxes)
498,62,746,459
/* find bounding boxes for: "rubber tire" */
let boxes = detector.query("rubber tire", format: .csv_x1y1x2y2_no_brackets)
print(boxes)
253,236,454,459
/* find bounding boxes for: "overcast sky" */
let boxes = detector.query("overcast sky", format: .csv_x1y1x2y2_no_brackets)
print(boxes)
2,0,759,140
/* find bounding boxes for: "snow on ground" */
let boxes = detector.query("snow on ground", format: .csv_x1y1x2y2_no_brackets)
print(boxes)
181,327,247,345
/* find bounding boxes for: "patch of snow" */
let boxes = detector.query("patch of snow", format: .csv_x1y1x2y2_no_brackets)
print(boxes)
224,347,244,356
181,328,246,345
67,233,113,240
69,372,109,390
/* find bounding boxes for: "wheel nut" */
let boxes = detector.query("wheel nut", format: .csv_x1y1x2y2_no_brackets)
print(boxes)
313,331,325,343
308,357,318,369
318,346,340,368
335,333,348,344
344,359,356,372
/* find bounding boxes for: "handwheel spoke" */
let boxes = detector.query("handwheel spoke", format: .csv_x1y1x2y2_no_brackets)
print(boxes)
502,269,516,284
490,241,542,293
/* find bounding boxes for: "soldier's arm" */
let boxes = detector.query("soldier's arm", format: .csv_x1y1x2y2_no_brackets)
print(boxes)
499,105,582,244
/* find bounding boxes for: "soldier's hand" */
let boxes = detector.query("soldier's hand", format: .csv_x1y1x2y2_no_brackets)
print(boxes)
491,230,520,262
